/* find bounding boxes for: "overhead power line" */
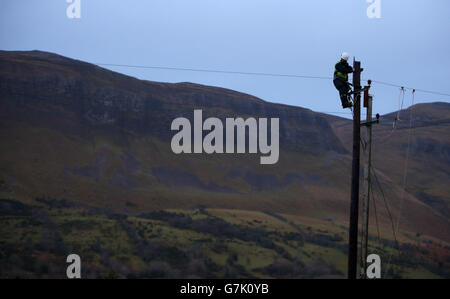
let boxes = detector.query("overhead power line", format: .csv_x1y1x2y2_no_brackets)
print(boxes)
96,63,450,98
370,80,450,97
96,63,332,80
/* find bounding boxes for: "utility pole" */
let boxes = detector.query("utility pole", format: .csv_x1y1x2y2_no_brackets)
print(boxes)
348,59,362,279
359,82,380,278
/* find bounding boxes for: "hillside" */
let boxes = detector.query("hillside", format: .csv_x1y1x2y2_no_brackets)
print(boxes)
0,50,448,278
327,102,450,219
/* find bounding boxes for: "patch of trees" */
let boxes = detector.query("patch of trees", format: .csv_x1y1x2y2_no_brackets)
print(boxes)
0,242,66,278
0,199,32,216
34,196,75,209
139,210,283,252
304,233,347,253
263,210,305,236
281,232,304,246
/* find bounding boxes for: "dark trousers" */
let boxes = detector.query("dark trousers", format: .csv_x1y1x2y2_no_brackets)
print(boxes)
333,78,351,106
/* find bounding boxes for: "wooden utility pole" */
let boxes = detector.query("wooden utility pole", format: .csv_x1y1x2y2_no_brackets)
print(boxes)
348,59,361,279
360,85,373,278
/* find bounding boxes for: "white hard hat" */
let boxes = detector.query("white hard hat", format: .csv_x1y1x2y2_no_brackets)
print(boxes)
341,52,350,61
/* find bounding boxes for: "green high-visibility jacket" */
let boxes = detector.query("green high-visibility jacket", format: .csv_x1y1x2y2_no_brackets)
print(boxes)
334,59,353,81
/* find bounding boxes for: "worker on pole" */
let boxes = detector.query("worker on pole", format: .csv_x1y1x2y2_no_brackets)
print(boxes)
333,52,354,109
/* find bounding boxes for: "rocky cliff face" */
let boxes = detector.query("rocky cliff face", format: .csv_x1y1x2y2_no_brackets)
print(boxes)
0,50,346,155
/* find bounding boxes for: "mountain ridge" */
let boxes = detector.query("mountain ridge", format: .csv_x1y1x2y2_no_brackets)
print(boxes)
0,50,448,244
0,50,345,155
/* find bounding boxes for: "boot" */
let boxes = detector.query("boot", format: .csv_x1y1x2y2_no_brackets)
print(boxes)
343,101,353,108
341,95,351,108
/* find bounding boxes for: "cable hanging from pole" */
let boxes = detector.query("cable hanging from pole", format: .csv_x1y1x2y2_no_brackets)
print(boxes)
394,87,406,129
375,89,416,278
371,166,399,278
394,89,416,239
370,181,381,242
377,87,406,144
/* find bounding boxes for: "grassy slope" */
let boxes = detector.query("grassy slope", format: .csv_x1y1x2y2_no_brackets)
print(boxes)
1,119,448,242
1,198,448,278
0,111,448,278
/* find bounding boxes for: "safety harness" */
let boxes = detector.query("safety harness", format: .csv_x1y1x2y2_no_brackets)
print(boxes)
334,61,348,81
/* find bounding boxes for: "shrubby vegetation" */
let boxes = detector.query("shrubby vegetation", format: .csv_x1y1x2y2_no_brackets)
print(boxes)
0,197,448,279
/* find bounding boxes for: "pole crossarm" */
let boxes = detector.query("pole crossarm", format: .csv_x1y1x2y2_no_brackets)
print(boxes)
361,119,379,127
